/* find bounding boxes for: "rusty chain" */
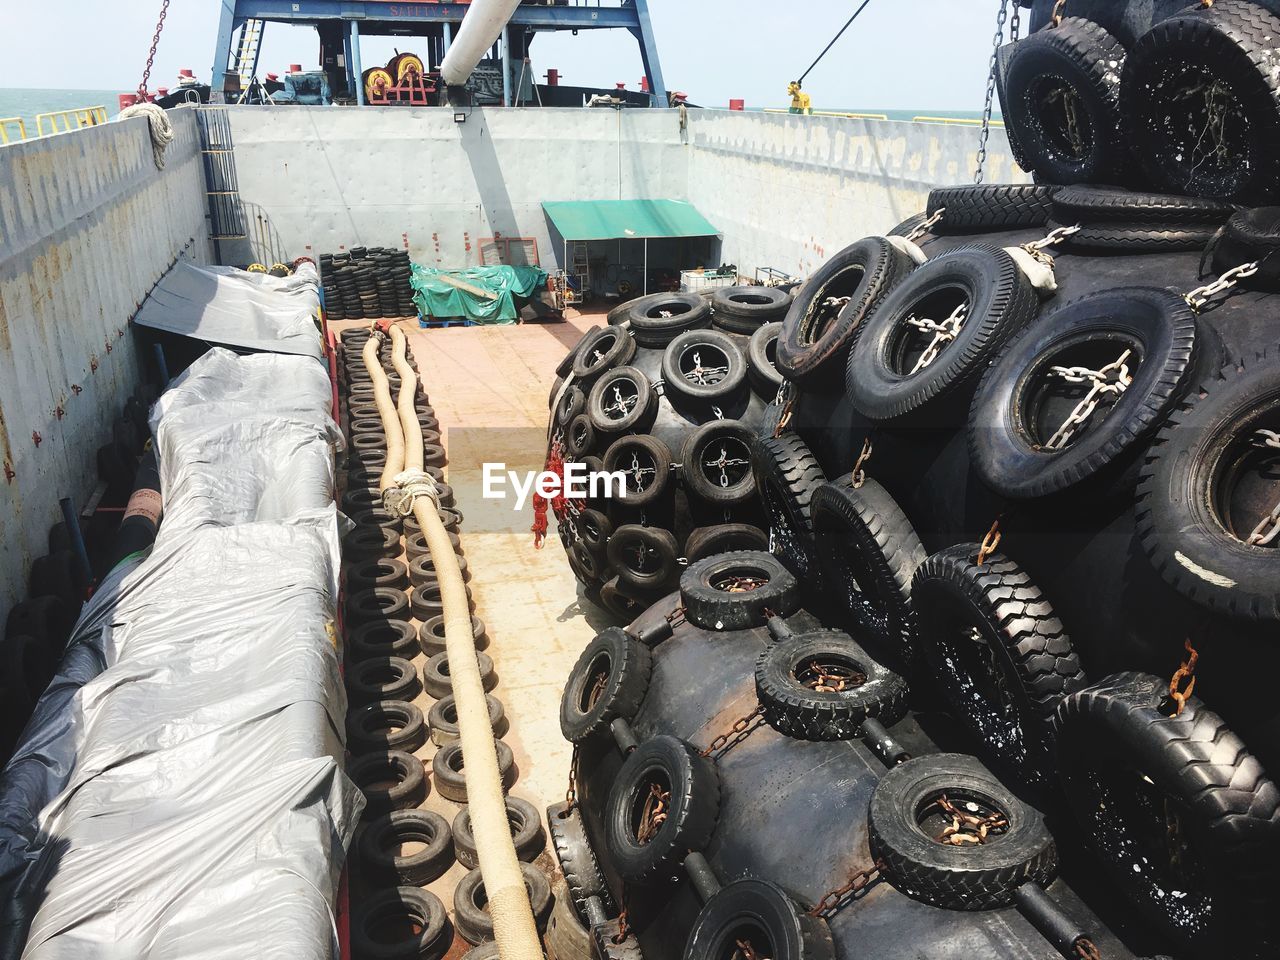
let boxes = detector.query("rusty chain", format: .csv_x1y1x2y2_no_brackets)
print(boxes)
565,743,580,811
851,437,874,488
714,575,770,593
138,0,171,97
700,704,767,760
636,783,672,844
807,860,885,918
666,603,687,628
1051,0,1069,26
612,894,631,944
1165,639,1199,717
976,519,1002,566
773,382,796,439
797,661,866,693
1074,938,1103,960
931,794,1009,845
1043,348,1134,450
732,939,769,960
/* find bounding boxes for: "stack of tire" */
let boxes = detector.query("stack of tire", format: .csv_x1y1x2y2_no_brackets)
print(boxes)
336,327,551,959
544,286,791,620
1,384,160,763
322,247,416,322
549,2,1280,958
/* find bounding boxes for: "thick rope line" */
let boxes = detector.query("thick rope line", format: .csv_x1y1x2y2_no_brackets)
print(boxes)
368,323,542,960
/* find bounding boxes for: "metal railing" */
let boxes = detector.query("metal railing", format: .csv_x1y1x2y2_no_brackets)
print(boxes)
0,117,28,144
35,106,109,137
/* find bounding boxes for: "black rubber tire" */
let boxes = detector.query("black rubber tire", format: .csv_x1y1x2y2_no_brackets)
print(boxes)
343,524,401,561
868,753,1058,910
586,366,657,434
607,302,632,326
599,575,649,623
4,596,77,653
28,551,84,607
348,700,428,754
681,420,757,507
565,413,597,460
359,810,455,886
1137,357,1280,620
547,801,614,920
352,887,451,960
1123,1,1280,203
453,863,552,945
661,329,749,403
777,237,914,384
847,244,1039,424
431,739,517,803
926,184,1059,232
560,626,653,742
576,508,613,555
347,656,421,704
347,750,429,815
755,631,907,740
349,620,418,661
607,524,681,592
571,540,611,584
408,552,468,588
452,797,546,870
711,286,794,331
747,321,785,395
602,435,673,508
347,557,410,592
549,375,565,410
684,524,770,564
626,292,713,346
1004,18,1128,184
1213,206,1280,288
750,432,826,581
810,476,926,668
1051,184,1237,225
603,735,721,885
1054,672,1280,951
410,581,472,622
684,879,835,960
418,615,488,657
913,545,1087,786
1046,218,1222,252
556,383,587,429
427,694,505,747
572,326,636,381
1,633,55,718
422,650,496,700
680,551,799,631
969,286,1200,499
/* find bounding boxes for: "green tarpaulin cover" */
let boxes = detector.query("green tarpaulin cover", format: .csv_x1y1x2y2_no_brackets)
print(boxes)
410,264,548,324
542,199,719,241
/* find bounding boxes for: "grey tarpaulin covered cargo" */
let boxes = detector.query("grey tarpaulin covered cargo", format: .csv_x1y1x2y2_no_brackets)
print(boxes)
0,348,361,959
132,260,324,358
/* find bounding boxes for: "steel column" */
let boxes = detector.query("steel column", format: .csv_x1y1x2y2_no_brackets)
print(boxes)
501,25,512,106
352,21,365,106
212,0,240,102
632,0,667,107
343,26,354,97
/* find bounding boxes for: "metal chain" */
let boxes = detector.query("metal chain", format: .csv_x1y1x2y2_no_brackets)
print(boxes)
975,0,1011,183
907,208,946,242
931,794,1009,845
773,382,796,438
905,302,969,374
565,743,580,811
1043,349,1134,450
976,519,1002,566
1184,261,1260,312
666,603,687,628
1165,639,1199,717
1051,0,1069,26
700,704,766,760
851,437,874,488
139,0,171,97
1021,223,1082,265
635,783,671,844
807,861,885,918
1074,938,1102,960
1247,429,1280,545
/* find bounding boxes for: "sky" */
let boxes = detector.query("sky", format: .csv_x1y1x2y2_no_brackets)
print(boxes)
1,1,1003,112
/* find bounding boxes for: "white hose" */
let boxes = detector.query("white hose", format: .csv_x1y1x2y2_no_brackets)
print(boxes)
368,324,542,960
440,0,522,87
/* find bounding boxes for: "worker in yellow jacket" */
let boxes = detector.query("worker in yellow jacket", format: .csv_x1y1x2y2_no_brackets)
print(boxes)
788,81,812,115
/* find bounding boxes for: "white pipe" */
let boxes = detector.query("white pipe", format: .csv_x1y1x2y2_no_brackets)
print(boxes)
441,0,522,87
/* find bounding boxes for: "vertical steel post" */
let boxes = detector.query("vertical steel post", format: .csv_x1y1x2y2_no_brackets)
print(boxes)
443,22,452,56
59,497,93,591
343,26,355,98
212,0,240,104
631,0,668,108
643,239,649,295
501,25,512,106
352,21,366,106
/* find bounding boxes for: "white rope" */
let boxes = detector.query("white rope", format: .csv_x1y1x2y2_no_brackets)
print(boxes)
117,103,175,169
383,468,441,517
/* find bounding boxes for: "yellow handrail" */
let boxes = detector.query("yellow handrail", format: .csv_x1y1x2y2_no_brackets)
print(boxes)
913,115,1005,127
0,117,28,144
761,107,890,120
35,106,109,137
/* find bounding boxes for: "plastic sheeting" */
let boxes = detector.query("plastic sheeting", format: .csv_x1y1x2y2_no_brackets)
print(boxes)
0,348,361,960
133,261,324,358
410,264,547,324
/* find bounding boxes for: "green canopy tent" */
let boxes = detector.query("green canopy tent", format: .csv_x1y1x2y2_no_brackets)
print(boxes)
542,199,721,297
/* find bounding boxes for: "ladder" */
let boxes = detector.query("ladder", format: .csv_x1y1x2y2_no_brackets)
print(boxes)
233,19,265,88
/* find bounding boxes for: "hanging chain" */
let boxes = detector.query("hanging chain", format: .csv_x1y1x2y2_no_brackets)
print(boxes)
907,208,946,242
807,861,885,918
977,519,1002,566
1245,429,1280,545
1184,261,1259,312
635,783,672,844
565,743,580,811
612,893,632,944
1042,349,1134,450
773,382,796,438
138,0,171,97
906,302,969,374
976,0,1015,183
1074,938,1103,960
851,437,874,488
1165,639,1199,717
700,704,766,760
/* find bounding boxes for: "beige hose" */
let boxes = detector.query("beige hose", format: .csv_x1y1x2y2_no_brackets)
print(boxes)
364,333,406,492
368,323,543,960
